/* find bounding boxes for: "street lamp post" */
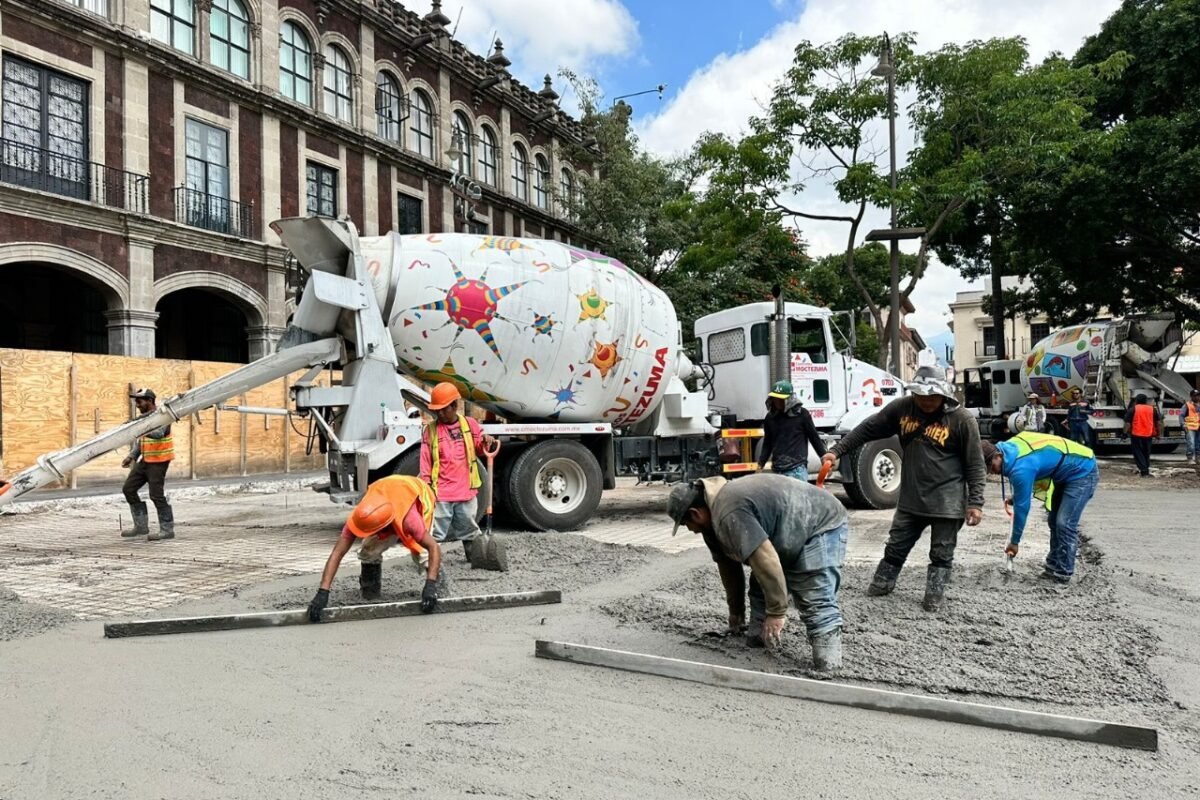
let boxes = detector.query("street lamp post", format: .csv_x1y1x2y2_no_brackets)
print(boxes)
872,33,903,378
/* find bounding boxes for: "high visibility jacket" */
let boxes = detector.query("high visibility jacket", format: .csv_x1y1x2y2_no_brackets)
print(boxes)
997,432,1097,544
1131,404,1156,437
428,415,481,493
1185,403,1200,432
140,427,174,463
359,475,435,554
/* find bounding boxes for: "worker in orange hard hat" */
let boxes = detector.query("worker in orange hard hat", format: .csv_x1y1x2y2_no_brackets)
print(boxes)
307,474,443,622
419,382,504,570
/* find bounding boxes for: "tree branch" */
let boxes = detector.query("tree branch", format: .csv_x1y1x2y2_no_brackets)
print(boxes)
900,195,966,299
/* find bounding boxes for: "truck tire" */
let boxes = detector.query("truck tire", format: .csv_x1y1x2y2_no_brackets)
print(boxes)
507,440,603,532
843,438,902,510
392,449,491,524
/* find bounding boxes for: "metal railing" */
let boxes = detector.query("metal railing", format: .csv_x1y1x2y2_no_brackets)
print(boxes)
174,186,259,239
0,138,148,213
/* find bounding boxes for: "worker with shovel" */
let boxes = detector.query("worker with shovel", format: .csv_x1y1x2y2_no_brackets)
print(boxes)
981,432,1098,583
420,382,507,571
308,474,443,621
667,474,849,671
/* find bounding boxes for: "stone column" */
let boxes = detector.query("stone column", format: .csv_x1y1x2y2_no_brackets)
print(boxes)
245,325,288,360
105,310,158,357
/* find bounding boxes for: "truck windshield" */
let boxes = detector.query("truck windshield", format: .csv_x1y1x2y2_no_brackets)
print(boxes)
790,318,827,363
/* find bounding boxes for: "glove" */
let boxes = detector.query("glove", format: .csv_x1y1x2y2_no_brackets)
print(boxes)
307,588,330,623
420,579,438,613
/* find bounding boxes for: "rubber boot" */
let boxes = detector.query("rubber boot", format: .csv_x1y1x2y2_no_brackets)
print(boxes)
866,560,902,597
745,614,765,648
922,565,952,612
125,505,149,538
148,506,175,541
360,562,383,600
809,627,843,672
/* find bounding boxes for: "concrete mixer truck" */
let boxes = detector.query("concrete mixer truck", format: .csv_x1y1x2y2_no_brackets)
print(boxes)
962,313,1191,448
0,217,906,528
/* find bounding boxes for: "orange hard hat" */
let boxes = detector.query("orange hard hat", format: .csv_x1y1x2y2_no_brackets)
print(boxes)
347,493,396,538
428,382,461,411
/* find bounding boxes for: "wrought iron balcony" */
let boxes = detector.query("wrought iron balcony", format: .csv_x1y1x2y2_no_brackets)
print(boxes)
0,138,148,214
174,186,259,239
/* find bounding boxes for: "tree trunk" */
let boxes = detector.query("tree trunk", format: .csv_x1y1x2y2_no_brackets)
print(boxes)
989,213,1007,361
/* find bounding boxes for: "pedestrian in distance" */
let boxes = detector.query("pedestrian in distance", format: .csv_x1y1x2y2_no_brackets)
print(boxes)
822,365,985,611
667,474,848,671
1015,392,1047,433
982,432,1098,583
757,379,827,481
1183,389,1200,465
1066,388,1094,448
308,474,443,622
420,382,507,570
121,388,175,541
1124,394,1162,477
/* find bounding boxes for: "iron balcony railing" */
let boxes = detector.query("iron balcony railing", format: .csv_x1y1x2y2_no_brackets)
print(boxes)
0,138,148,214
174,186,259,239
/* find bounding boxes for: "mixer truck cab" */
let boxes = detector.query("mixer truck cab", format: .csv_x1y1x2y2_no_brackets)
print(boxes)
695,300,907,508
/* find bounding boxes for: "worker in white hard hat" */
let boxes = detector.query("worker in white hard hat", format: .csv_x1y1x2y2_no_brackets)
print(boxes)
1015,392,1047,433
121,388,175,541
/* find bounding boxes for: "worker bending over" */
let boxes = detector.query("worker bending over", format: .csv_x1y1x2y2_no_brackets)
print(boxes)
667,474,848,671
308,475,442,621
982,432,1098,583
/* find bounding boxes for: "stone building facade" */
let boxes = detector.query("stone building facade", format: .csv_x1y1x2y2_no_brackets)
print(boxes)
0,0,594,362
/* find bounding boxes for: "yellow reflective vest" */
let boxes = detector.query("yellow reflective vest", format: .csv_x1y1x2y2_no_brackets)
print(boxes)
428,414,481,492
1005,432,1094,511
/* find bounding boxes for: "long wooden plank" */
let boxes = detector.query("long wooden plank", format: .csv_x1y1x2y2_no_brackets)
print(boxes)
534,640,1158,752
104,591,561,639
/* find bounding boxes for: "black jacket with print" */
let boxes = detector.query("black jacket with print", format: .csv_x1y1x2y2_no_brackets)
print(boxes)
830,396,985,518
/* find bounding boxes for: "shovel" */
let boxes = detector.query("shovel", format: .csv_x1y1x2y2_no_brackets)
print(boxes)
473,439,509,572
1003,500,1015,575
816,460,833,490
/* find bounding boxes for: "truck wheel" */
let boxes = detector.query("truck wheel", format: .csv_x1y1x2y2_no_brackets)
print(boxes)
392,449,491,524
507,440,603,531
843,438,902,510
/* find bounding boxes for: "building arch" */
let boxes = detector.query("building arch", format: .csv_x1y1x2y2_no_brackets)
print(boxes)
0,242,127,308
153,271,267,327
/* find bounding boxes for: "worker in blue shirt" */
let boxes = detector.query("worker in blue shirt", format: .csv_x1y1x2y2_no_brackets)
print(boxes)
981,432,1098,583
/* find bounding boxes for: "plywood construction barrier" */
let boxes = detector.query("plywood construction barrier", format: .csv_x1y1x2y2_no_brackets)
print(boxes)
0,348,336,488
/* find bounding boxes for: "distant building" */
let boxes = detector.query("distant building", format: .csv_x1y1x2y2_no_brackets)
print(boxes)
866,299,926,382
949,278,1051,384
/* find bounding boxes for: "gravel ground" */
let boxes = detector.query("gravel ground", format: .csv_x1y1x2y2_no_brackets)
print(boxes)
0,584,76,642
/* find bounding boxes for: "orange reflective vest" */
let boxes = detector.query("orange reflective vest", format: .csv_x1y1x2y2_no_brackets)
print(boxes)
1131,404,1156,438
140,428,174,463
1185,402,1200,432
360,475,435,554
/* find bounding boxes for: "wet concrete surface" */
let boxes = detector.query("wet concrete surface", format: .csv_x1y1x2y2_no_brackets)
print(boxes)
0,477,1197,797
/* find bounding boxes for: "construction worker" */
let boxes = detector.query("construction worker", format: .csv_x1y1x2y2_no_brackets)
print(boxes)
1124,394,1161,477
121,388,174,541
420,382,504,569
1015,392,1047,433
667,474,848,671
821,365,985,611
1184,389,1200,465
757,380,826,480
1066,388,1094,447
982,432,1098,583
307,474,443,621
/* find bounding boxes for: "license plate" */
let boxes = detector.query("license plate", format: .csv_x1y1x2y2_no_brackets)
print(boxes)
1098,432,1118,439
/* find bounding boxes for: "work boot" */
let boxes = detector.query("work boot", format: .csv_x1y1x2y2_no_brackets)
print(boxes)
809,627,843,672
746,615,765,648
922,565,952,612
866,560,902,596
125,505,149,538
360,562,383,600
148,506,175,541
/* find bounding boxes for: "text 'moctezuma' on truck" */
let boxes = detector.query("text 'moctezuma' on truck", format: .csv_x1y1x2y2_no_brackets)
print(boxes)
0,217,908,526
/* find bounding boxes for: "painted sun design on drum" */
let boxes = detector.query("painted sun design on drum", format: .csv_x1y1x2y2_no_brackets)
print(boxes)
407,263,529,360
589,339,622,378
577,288,610,321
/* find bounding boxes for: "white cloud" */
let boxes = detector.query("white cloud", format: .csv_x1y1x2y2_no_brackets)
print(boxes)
635,0,1121,338
403,0,638,97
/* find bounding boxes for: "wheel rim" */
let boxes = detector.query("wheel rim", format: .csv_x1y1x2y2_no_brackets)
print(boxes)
871,448,901,493
534,457,587,516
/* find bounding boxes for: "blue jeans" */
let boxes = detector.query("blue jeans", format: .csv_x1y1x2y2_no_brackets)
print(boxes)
748,522,847,636
1186,429,1200,460
1045,466,1098,579
776,465,810,481
431,498,482,543
1069,422,1092,448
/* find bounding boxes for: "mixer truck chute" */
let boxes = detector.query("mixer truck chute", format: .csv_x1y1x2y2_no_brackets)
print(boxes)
0,217,910,523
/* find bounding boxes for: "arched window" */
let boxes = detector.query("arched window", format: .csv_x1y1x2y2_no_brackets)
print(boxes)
279,22,312,105
452,111,473,177
151,0,195,55
511,143,529,201
533,154,549,210
375,71,404,143
479,125,498,186
323,45,353,122
560,168,574,217
210,0,250,79
409,89,434,158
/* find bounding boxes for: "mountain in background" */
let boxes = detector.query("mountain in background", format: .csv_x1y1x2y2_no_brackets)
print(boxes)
922,329,955,367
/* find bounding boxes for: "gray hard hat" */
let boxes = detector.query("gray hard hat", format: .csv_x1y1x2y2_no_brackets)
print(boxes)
905,365,958,405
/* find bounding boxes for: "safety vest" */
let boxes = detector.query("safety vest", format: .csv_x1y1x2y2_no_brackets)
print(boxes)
1131,404,1156,437
362,475,435,554
140,429,174,463
428,415,481,492
1185,402,1200,432
1006,432,1094,512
